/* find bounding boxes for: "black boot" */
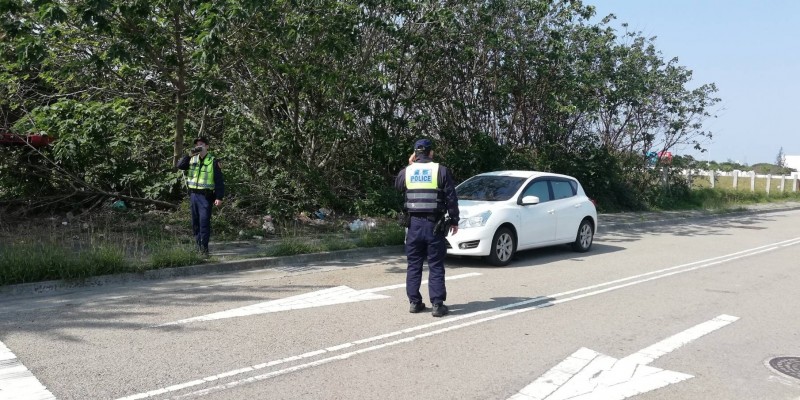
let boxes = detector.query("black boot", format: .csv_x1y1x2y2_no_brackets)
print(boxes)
432,303,449,317
409,302,426,313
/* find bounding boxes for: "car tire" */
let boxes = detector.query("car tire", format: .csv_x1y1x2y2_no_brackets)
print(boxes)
486,226,515,266
571,219,594,252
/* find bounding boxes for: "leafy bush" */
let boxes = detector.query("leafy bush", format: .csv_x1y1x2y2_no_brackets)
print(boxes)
11,99,180,201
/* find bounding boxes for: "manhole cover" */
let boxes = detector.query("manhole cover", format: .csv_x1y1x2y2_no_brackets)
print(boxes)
768,357,800,380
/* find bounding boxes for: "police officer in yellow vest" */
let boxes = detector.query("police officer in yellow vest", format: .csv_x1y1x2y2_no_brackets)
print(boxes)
177,137,225,256
395,138,459,317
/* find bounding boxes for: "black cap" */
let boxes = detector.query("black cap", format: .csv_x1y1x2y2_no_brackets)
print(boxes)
193,137,209,146
414,138,432,152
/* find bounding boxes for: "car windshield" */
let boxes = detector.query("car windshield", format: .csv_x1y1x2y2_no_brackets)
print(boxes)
457,175,527,201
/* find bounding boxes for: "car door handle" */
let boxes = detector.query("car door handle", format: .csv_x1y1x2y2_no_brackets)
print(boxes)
548,209,555,214
573,204,582,208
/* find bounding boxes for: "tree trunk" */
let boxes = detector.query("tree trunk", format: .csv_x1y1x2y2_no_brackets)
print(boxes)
172,2,187,168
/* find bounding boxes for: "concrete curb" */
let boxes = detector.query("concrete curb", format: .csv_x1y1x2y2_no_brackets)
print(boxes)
0,245,405,297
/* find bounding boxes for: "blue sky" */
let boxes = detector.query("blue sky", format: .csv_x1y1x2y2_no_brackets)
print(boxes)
586,0,799,165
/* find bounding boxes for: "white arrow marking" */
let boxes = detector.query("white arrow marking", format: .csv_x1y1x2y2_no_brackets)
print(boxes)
159,272,481,326
0,340,57,400
509,314,739,400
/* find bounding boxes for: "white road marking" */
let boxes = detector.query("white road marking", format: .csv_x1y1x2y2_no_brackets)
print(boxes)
116,236,800,400
509,314,739,400
158,272,482,326
0,340,57,400
158,286,389,326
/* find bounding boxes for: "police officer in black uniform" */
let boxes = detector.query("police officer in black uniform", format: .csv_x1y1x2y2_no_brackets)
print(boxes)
395,138,459,317
176,137,225,256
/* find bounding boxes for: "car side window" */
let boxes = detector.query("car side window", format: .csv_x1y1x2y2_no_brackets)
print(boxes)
522,180,551,202
551,180,576,200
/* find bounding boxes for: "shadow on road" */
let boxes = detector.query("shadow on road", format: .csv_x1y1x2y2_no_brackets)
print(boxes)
383,243,625,274
449,296,557,316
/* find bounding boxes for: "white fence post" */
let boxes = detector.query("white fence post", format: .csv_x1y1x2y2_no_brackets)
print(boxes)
687,170,799,193
766,174,771,195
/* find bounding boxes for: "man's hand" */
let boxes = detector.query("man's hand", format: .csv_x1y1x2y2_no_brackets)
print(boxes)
448,225,458,236
408,153,416,165
214,199,222,207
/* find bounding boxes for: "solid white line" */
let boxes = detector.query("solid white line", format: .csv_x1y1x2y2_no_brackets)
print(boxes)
0,340,57,400
115,236,800,400
546,236,800,299
780,238,800,247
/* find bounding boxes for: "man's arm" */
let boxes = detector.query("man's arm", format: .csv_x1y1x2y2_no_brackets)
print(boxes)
213,160,225,201
394,168,406,192
440,166,459,226
176,155,191,171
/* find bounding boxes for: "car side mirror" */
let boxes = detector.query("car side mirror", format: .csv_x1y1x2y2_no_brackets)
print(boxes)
521,195,540,205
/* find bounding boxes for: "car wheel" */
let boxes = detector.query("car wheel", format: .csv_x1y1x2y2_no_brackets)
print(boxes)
486,226,515,266
571,219,594,252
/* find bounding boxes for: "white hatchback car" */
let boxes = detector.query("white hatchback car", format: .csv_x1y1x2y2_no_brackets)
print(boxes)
446,170,597,266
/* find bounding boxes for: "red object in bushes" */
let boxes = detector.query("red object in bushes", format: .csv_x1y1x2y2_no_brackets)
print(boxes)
0,132,54,148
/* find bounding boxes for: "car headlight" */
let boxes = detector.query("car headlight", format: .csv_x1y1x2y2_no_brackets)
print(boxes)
458,210,492,229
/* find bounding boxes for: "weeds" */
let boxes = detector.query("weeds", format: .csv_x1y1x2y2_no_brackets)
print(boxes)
260,224,404,257
355,225,405,247
319,237,358,252
263,239,321,257
1,188,797,286
149,244,206,269
0,243,127,285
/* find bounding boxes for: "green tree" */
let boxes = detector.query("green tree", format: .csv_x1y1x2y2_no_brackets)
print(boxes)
776,146,785,167
1,0,723,216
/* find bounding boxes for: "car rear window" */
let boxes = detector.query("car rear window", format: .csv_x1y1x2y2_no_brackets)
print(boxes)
457,176,527,201
551,180,577,200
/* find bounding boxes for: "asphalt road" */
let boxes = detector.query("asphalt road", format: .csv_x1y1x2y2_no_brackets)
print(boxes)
2,209,800,400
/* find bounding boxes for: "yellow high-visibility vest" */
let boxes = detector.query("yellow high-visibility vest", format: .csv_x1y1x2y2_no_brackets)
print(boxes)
187,154,215,190
404,162,441,213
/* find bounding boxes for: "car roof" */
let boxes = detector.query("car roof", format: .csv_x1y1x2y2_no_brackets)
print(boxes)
475,170,577,180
